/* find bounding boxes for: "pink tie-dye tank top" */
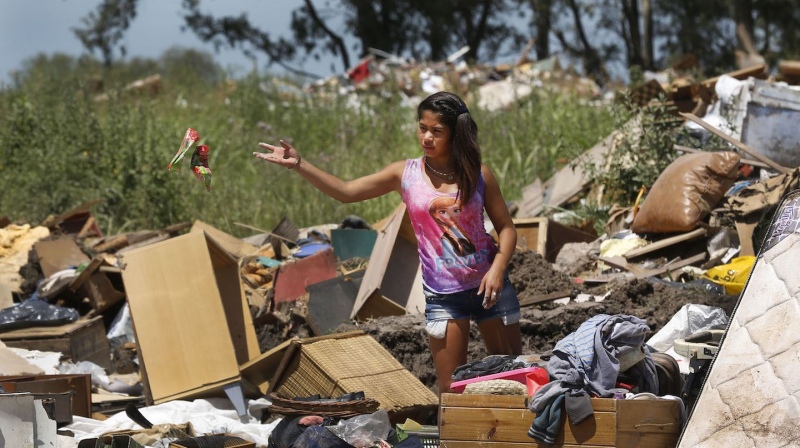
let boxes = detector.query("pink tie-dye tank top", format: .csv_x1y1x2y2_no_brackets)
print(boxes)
401,157,497,294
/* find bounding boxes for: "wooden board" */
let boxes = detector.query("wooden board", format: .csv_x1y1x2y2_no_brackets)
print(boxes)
439,394,681,448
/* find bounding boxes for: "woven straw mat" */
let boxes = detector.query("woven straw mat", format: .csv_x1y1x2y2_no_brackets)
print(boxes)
274,335,438,411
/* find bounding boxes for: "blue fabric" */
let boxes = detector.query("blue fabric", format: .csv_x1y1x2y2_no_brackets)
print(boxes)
529,314,660,436
528,393,565,445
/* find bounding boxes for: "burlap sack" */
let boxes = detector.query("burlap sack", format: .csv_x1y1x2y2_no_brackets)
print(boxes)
632,151,740,234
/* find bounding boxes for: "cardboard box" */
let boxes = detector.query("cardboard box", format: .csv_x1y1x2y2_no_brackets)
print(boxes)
439,393,682,447
0,316,110,369
507,218,597,262
351,204,425,320
120,231,260,405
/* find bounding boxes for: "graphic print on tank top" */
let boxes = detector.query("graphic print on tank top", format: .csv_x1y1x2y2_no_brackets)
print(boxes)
429,196,476,258
402,157,496,293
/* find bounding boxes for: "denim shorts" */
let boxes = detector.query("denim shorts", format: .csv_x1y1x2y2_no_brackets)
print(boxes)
423,275,521,326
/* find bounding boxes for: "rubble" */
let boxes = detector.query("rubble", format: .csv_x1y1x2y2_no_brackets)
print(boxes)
5,57,800,447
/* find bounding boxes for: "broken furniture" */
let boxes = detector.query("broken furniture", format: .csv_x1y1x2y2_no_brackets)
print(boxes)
0,373,93,423
439,393,682,447
267,331,438,421
119,231,260,417
503,217,597,262
0,316,111,369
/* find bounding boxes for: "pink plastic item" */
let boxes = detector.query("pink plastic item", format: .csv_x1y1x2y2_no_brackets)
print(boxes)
450,367,549,396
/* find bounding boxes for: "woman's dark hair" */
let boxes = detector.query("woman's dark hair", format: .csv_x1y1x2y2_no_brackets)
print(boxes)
417,91,481,204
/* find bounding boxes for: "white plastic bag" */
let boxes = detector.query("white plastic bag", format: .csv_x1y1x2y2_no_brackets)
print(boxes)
646,304,728,353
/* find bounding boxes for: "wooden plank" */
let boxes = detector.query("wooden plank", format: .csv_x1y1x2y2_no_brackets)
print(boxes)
623,228,707,260
519,290,575,308
674,144,769,169
701,63,767,90
779,60,800,77
680,112,791,174
600,252,706,279
440,394,617,412
441,393,527,409
616,399,681,448
440,407,617,445
440,442,610,448
68,257,103,292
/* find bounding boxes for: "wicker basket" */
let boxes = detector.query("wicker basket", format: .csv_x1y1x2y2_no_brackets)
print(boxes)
267,392,380,418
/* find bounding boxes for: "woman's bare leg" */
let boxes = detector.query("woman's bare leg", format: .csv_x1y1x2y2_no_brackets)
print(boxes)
478,317,522,356
429,318,471,395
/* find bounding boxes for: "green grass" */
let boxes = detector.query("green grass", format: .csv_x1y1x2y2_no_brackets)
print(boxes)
0,52,616,237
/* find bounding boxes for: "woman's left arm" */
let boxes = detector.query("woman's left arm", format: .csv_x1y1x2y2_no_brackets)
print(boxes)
478,165,517,305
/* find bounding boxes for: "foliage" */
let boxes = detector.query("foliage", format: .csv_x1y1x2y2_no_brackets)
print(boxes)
73,0,138,67
581,94,683,207
0,51,615,237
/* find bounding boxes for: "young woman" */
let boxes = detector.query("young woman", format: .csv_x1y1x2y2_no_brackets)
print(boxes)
253,91,522,394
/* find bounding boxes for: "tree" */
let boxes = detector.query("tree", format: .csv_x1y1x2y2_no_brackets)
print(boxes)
180,0,317,78
73,0,138,68
181,0,524,76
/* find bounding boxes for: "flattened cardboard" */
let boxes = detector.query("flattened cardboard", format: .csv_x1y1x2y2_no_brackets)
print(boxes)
34,238,90,278
0,342,44,376
0,282,12,310
351,204,424,319
120,232,258,404
190,220,257,259
273,248,338,304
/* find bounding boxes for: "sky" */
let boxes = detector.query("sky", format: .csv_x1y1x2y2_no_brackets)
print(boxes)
0,0,343,83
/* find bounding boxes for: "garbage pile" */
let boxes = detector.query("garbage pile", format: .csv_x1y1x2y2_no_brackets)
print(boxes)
4,57,800,447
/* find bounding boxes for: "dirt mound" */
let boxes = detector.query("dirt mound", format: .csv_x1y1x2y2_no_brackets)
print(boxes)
257,249,738,396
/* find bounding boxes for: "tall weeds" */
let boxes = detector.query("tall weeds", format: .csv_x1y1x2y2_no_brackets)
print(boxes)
0,53,615,236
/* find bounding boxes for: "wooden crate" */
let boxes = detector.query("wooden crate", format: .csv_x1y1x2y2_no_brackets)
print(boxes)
500,218,597,262
439,393,681,448
0,316,110,369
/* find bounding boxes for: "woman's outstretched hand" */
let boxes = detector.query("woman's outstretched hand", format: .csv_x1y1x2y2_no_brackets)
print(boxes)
253,140,301,169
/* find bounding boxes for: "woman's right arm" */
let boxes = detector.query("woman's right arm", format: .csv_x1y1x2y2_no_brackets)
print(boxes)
254,140,405,203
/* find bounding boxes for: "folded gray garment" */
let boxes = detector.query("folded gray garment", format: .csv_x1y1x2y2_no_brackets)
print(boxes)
565,390,594,425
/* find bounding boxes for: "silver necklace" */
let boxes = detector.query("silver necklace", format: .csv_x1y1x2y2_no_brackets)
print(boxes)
424,157,455,181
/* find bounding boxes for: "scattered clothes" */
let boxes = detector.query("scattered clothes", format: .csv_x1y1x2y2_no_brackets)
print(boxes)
529,314,659,441
565,390,593,425
451,355,526,381
528,393,565,444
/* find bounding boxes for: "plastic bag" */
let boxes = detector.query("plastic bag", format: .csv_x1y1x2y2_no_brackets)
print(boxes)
327,409,392,448
702,255,756,295
646,304,728,353
0,299,79,331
